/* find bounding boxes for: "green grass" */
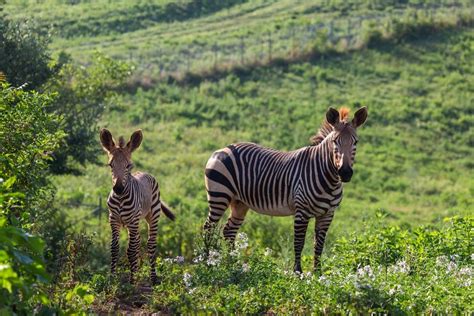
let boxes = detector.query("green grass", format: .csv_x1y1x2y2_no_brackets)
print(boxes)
6,0,472,75
53,27,473,264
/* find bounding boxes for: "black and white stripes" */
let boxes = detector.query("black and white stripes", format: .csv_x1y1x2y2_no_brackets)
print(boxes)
204,107,367,273
100,129,175,284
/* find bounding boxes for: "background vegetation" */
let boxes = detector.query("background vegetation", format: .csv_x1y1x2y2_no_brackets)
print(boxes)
1,0,472,313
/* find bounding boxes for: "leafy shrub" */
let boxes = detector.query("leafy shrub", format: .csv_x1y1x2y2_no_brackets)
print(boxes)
0,84,64,227
45,53,132,173
0,14,56,90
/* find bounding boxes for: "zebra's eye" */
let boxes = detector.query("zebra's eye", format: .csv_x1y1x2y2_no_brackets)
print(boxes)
354,140,358,145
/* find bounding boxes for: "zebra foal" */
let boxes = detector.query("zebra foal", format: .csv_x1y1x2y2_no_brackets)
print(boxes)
204,107,368,273
100,128,175,284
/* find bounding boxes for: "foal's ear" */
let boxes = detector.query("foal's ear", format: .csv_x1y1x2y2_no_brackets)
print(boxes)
100,128,115,153
352,107,368,128
127,129,143,153
326,107,340,126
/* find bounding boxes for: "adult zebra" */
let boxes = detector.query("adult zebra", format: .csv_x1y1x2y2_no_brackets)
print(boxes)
100,129,175,284
204,107,367,273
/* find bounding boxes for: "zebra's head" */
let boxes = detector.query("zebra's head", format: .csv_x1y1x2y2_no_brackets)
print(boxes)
326,106,368,183
100,128,143,195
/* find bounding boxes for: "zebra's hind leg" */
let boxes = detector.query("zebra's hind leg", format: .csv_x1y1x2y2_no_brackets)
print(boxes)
146,207,160,285
203,192,231,230
223,200,249,244
126,220,141,284
293,210,310,273
203,190,231,253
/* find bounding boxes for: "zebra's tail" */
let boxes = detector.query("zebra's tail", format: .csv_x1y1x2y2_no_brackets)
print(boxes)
161,201,176,221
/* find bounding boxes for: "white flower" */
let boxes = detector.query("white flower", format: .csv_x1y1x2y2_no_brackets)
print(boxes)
188,287,196,294
0,178,4,184
183,272,192,288
207,250,221,266
235,232,249,250
318,275,330,286
388,284,401,296
164,258,173,263
357,265,375,280
193,254,204,263
264,248,272,256
175,256,185,264
457,267,473,287
388,261,410,274
436,255,448,266
450,254,460,262
242,263,250,272
471,254,474,261
446,261,457,274
230,249,239,257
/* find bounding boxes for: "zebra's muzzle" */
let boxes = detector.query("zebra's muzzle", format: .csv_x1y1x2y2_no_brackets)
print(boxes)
338,167,353,182
113,183,124,195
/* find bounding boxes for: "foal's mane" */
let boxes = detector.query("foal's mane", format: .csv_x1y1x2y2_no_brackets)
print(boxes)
310,107,350,146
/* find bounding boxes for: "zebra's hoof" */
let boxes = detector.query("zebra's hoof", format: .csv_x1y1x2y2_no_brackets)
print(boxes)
151,276,161,286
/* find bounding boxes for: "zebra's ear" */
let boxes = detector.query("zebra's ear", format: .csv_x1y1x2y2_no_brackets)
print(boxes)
100,128,115,153
326,107,340,126
352,107,368,128
127,129,143,153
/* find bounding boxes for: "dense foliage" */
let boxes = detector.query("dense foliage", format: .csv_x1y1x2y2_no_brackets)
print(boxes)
45,53,132,173
0,85,63,312
0,14,54,89
83,215,472,313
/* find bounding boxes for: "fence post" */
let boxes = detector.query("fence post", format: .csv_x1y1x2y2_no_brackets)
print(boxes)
239,36,245,64
268,32,272,62
212,44,219,68
328,20,334,43
98,196,103,244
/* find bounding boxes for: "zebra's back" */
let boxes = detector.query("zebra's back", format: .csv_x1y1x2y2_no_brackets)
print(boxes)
205,142,305,216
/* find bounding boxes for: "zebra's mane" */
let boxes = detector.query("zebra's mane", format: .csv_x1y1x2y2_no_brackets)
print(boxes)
310,107,350,146
118,136,126,148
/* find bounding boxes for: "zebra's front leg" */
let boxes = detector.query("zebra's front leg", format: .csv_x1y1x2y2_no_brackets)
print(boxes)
146,211,160,285
293,210,310,273
314,213,334,274
126,220,141,283
110,215,121,275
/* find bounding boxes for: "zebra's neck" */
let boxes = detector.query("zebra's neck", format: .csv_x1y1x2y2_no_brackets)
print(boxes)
114,175,134,199
307,132,340,187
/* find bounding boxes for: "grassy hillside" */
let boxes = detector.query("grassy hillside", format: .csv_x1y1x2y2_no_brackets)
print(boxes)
53,27,473,261
6,0,472,77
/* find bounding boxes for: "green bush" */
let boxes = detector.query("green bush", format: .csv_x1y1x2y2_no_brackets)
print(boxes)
143,216,473,314
45,53,132,173
0,84,65,227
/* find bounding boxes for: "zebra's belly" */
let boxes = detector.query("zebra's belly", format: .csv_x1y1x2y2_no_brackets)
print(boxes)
246,202,295,217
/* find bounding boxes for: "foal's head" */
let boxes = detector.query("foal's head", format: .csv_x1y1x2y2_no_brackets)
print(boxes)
325,107,368,182
100,129,143,195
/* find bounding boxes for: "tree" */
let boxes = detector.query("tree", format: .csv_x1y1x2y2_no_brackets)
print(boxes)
45,53,132,173
0,12,57,90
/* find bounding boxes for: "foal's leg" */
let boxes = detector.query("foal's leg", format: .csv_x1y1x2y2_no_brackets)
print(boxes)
126,219,141,283
110,214,121,275
146,204,160,285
